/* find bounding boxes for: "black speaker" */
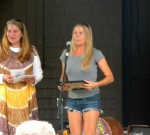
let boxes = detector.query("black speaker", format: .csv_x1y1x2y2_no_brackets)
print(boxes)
127,125,150,135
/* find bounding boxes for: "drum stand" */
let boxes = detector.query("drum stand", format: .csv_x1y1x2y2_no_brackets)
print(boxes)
57,88,64,135
57,50,69,135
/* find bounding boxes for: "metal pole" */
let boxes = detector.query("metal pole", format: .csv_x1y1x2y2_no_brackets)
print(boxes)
57,47,69,135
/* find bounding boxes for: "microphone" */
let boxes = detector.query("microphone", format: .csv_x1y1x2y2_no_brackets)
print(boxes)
66,41,71,56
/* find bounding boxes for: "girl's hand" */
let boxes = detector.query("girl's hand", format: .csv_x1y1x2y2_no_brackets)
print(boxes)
82,80,98,90
57,83,71,91
3,74,14,83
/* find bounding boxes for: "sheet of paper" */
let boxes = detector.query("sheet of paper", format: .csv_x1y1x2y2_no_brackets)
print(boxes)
13,74,35,83
10,69,34,83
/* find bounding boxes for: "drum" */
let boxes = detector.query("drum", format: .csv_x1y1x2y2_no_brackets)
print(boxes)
96,117,112,135
96,117,124,135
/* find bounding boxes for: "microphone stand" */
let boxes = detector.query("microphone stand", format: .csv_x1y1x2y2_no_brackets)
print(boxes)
57,48,69,135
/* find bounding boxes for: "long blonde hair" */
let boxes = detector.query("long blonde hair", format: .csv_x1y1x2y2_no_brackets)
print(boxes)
0,19,33,62
70,22,94,71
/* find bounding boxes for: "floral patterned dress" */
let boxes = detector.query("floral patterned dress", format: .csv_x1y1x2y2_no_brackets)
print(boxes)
0,49,39,135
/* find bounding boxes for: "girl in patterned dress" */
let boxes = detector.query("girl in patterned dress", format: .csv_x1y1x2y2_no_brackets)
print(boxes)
0,19,43,135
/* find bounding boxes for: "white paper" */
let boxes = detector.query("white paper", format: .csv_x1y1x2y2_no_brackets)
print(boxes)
13,74,35,83
11,69,25,77
10,69,34,83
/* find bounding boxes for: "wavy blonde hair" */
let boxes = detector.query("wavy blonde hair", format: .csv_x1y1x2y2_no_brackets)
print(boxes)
0,19,33,62
70,23,94,71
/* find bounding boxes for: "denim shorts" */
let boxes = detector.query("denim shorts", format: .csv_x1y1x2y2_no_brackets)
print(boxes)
64,94,102,113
